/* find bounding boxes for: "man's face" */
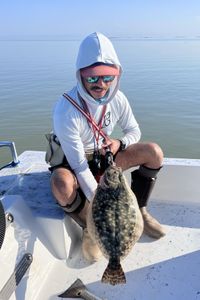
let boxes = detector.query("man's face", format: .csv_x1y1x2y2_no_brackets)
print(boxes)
82,76,113,100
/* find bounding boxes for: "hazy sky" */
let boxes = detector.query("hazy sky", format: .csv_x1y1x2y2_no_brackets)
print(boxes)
1,0,200,39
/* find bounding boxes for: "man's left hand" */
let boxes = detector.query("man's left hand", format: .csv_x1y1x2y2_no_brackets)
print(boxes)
101,138,121,156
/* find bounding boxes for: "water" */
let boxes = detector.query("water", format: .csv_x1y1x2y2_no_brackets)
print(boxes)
0,39,200,167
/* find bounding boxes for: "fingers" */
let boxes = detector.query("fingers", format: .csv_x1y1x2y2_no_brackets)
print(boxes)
101,139,121,155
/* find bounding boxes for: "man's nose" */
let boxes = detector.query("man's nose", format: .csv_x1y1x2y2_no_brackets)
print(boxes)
96,77,105,85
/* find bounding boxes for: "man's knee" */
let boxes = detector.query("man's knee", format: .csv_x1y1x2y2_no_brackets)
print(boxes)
50,169,77,206
145,143,163,167
51,168,76,187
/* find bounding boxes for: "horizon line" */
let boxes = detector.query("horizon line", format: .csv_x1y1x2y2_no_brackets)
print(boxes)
0,34,200,42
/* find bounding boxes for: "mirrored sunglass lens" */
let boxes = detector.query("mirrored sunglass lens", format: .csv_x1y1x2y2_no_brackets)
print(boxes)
103,75,115,82
86,76,99,83
86,75,115,83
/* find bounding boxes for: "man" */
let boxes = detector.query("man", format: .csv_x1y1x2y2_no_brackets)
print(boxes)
50,32,165,254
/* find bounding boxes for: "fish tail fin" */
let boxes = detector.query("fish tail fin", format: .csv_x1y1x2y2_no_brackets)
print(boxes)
101,260,126,286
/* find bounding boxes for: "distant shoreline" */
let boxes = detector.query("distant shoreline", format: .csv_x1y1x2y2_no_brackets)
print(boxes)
0,36,200,42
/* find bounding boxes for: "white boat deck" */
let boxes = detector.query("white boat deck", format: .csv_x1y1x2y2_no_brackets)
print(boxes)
0,151,200,300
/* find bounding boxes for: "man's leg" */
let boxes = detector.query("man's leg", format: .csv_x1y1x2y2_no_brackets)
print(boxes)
115,142,166,239
131,165,165,238
50,167,102,261
50,168,89,227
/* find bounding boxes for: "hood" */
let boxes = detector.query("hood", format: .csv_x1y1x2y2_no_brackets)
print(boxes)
76,32,122,106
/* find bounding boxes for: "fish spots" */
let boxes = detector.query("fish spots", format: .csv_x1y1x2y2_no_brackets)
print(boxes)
87,165,144,284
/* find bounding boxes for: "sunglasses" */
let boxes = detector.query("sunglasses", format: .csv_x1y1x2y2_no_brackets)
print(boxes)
84,75,115,84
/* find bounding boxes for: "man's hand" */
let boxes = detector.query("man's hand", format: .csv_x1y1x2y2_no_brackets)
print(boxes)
101,138,121,156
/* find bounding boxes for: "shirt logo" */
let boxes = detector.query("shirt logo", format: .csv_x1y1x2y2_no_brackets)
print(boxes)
102,111,111,127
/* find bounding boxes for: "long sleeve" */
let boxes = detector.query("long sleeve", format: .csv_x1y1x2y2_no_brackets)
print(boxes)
111,91,141,147
53,95,98,201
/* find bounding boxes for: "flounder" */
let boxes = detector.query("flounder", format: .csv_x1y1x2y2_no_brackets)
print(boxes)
87,165,144,285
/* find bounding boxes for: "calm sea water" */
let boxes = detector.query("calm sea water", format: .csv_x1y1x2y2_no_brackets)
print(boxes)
0,39,200,167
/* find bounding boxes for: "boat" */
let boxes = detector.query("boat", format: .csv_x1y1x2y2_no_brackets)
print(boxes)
0,141,200,300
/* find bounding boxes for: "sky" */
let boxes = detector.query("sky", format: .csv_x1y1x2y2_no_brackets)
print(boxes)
0,0,200,40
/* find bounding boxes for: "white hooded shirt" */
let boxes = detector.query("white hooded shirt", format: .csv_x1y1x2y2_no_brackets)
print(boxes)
53,32,141,201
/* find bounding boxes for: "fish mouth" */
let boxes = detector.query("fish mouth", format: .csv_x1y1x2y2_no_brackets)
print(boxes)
102,166,122,186
106,165,122,174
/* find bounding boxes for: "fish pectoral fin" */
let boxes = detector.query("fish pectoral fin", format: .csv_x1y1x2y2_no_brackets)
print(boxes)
101,260,126,286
